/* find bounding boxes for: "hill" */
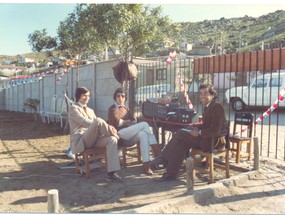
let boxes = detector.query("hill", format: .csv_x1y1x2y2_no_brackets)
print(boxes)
0,52,49,64
175,9,285,53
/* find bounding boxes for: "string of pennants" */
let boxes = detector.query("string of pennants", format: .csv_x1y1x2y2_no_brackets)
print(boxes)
236,87,285,135
0,67,69,91
167,50,177,64
56,69,68,83
1,59,75,90
254,89,285,125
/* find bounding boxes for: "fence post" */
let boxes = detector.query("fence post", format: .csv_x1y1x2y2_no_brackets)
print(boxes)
47,189,59,213
186,157,194,194
253,137,259,170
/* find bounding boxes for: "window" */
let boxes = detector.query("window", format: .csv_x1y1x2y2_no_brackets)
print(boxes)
270,78,282,87
156,69,167,80
252,78,268,88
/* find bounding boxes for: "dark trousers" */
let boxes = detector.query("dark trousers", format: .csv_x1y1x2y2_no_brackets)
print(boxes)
162,130,201,177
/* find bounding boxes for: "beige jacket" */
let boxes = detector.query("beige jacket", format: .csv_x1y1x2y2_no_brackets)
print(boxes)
68,102,97,154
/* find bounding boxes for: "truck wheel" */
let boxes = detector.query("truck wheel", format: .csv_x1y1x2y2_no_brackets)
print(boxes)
231,98,245,111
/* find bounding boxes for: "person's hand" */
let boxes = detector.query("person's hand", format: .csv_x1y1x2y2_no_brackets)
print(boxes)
190,129,200,137
131,117,137,124
110,125,117,134
109,125,119,139
124,119,132,126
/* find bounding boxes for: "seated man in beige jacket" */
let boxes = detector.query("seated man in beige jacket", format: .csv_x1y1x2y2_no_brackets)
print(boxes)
68,86,122,182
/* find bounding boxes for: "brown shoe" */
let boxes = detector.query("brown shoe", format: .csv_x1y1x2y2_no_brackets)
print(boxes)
143,162,153,175
155,172,175,182
150,156,167,166
106,172,123,182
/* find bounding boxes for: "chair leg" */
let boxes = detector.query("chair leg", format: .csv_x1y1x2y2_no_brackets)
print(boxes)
137,143,141,163
191,155,197,179
75,154,80,174
226,150,230,178
230,142,236,158
247,141,251,161
209,155,214,183
236,142,241,164
122,148,127,168
84,153,90,178
74,148,107,178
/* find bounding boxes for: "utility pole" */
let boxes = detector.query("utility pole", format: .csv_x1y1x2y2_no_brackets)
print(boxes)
238,26,247,53
220,32,223,55
215,29,217,55
238,32,242,53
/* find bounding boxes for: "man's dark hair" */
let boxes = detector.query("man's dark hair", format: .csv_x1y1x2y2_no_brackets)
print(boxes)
113,87,127,101
75,87,90,102
199,84,217,98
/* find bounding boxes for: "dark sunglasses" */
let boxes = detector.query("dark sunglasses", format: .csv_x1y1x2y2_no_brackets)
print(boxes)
116,94,126,98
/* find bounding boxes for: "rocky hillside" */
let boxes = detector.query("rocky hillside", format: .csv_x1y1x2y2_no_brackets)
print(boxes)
176,9,285,53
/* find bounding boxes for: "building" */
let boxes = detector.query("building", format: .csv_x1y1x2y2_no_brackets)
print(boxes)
179,42,193,51
0,65,25,76
18,57,35,64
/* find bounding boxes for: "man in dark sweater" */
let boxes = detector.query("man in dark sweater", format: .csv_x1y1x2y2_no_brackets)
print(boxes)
108,88,161,175
152,84,228,181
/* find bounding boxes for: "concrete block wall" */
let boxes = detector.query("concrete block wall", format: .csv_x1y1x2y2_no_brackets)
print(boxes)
0,60,123,120
0,58,155,120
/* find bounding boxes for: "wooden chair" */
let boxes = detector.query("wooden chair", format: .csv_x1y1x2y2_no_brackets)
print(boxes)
229,112,254,164
75,147,107,178
190,121,230,183
121,143,142,168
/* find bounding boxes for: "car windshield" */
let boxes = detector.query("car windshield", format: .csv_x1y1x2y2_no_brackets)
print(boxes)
252,78,268,88
270,77,282,87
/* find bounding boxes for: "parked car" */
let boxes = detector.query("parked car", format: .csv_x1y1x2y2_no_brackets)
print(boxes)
135,84,174,105
225,73,285,111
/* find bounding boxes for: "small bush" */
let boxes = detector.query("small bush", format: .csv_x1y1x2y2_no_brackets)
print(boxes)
23,98,40,120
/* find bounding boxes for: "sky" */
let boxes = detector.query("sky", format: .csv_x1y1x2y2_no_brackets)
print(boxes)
1,2,285,56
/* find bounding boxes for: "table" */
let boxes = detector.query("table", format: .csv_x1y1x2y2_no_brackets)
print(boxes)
137,117,201,148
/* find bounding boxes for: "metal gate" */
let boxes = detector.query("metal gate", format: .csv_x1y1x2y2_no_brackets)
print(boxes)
134,48,285,161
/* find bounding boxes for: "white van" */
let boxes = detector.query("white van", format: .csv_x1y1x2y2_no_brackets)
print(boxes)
135,84,174,105
225,73,285,111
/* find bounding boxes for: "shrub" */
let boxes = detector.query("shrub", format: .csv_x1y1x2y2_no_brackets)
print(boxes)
23,98,40,120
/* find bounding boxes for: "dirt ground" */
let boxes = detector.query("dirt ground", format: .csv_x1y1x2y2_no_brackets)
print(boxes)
0,110,285,214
